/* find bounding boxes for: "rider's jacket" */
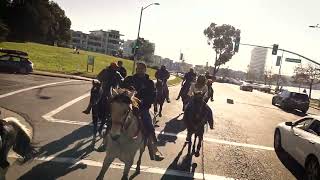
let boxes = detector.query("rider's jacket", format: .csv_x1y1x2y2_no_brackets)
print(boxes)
97,67,123,93
188,83,208,100
118,66,127,78
155,69,170,82
184,72,196,84
121,74,155,109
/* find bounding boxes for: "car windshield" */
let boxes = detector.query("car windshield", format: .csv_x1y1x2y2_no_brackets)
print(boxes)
291,93,309,101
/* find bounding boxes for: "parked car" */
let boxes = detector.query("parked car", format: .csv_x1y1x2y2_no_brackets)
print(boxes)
240,83,253,92
0,49,33,74
272,90,309,113
274,116,320,179
258,85,271,93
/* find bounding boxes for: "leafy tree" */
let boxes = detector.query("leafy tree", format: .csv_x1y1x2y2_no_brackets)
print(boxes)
1,0,71,44
204,23,241,76
293,64,320,99
0,19,9,42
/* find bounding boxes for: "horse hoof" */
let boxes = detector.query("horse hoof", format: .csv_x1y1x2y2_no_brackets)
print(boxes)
136,167,141,174
159,114,162,117
195,151,200,157
121,176,128,180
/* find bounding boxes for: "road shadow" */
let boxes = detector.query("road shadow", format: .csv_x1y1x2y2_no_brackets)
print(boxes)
18,125,96,179
275,150,305,180
280,108,307,117
160,143,197,180
157,114,186,146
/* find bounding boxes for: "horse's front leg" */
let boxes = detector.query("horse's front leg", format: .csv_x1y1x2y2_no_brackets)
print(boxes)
153,102,158,114
136,140,146,174
192,134,197,154
195,132,203,157
97,154,114,180
159,103,163,117
122,158,134,180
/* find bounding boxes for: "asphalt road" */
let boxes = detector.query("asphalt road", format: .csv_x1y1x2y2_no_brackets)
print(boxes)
0,72,317,180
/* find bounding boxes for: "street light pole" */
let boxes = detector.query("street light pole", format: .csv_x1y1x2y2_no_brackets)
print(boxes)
131,3,160,75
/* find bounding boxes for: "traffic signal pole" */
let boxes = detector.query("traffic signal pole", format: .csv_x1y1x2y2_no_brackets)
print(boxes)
276,50,285,88
240,43,320,66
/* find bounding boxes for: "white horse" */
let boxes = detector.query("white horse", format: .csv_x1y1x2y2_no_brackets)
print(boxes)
97,88,147,180
0,117,35,180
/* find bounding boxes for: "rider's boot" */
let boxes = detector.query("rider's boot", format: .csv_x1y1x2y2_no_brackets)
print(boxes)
147,133,164,161
82,105,91,114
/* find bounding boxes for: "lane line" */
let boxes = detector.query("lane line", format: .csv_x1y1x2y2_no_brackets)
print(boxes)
42,93,90,118
42,93,274,153
0,80,79,99
8,155,234,180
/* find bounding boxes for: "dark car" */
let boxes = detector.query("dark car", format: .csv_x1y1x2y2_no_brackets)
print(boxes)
240,83,253,92
258,85,271,93
272,90,309,113
0,49,33,74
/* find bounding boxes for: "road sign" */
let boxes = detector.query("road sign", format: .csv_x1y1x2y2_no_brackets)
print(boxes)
87,55,95,72
285,58,301,63
276,56,281,66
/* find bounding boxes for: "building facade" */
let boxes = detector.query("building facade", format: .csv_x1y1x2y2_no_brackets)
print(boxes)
71,29,123,55
249,47,268,80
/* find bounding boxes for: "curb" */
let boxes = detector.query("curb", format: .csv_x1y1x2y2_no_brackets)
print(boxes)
0,107,34,139
32,71,94,82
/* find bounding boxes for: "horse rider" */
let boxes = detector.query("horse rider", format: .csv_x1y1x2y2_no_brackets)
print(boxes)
185,75,214,142
205,71,214,102
121,62,164,161
176,68,196,100
83,62,123,114
117,60,127,78
155,65,171,103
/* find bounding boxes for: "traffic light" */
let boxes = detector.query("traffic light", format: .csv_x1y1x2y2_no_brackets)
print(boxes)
234,37,240,52
132,38,143,54
272,44,278,55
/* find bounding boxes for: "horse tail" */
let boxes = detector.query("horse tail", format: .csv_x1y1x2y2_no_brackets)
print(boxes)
3,117,36,162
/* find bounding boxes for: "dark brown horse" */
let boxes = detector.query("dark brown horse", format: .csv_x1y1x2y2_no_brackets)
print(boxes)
154,79,166,117
183,92,210,157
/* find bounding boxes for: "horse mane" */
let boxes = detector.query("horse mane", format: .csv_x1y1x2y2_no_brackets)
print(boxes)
111,89,141,108
3,117,32,140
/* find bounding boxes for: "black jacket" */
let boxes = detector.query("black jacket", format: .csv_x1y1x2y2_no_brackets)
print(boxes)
184,72,196,83
118,66,127,78
155,69,170,81
97,67,123,93
121,74,155,109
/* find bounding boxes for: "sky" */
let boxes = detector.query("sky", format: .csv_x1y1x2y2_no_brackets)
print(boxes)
55,0,320,75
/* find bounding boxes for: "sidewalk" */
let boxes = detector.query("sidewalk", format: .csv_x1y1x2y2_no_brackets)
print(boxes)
0,107,33,138
32,70,93,81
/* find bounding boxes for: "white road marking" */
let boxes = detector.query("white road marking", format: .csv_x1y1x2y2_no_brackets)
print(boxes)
42,93,90,119
156,131,274,151
0,80,79,99
42,93,274,153
8,155,234,180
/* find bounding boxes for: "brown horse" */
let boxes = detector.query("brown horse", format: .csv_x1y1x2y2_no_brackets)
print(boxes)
183,92,209,157
97,88,147,180
154,79,166,118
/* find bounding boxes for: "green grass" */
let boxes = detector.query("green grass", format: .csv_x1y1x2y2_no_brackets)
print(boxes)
0,42,157,79
0,41,182,84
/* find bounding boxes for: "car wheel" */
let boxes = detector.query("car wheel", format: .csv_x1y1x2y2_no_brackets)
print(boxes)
274,129,283,152
19,67,27,74
305,157,320,180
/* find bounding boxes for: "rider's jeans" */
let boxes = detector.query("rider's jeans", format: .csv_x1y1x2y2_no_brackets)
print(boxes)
140,108,155,136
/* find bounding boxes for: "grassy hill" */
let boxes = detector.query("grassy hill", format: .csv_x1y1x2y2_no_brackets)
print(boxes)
0,42,157,79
